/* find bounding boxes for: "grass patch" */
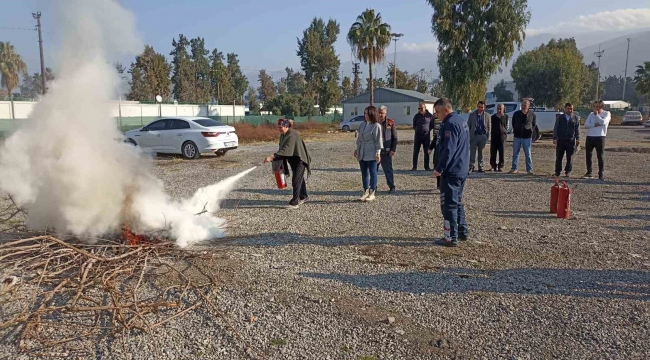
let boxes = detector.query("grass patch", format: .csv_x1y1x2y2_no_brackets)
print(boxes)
270,338,287,346
358,356,379,360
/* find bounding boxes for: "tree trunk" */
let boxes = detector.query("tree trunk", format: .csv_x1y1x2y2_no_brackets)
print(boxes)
369,61,374,105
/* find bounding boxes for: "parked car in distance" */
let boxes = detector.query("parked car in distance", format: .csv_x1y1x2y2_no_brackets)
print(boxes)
123,116,238,159
339,115,366,132
622,111,643,125
644,119,650,128
458,102,561,142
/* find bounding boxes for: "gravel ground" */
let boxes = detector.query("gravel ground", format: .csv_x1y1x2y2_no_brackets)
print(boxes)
1,127,649,359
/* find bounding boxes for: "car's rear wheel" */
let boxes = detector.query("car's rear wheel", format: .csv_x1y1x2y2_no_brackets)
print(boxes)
182,141,200,160
125,139,137,146
342,125,350,132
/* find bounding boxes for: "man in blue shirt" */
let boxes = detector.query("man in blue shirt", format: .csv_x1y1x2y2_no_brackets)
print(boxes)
432,98,470,247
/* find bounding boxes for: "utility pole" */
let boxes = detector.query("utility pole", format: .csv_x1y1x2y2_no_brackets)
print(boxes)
32,11,46,95
352,62,361,96
594,45,605,100
390,33,404,89
622,38,631,101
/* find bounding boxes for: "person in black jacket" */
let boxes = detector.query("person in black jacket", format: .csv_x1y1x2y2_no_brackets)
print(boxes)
412,102,434,171
553,103,580,177
489,104,508,171
428,113,441,189
509,100,536,174
378,105,398,192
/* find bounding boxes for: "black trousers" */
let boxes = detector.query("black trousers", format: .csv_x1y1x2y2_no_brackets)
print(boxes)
555,139,576,175
489,139,505,169
413,134,431,169
585,136,605,176
287,158,308,205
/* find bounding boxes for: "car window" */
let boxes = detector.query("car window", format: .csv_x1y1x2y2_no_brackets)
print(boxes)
504,104,517,113
193,119,225,127
170,119,190,130
145,120,168,131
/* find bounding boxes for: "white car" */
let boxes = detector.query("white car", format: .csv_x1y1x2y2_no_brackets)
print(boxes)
622,111,643,125
124,116,238,159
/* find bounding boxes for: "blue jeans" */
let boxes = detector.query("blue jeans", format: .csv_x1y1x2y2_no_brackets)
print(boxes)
359,160,378,190
511,137,533,171
440,175,468,243
378,152,395,189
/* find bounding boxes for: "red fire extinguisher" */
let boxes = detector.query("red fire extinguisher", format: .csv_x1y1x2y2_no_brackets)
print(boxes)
272,160,287,189
550,179,560,213
556,181,572,219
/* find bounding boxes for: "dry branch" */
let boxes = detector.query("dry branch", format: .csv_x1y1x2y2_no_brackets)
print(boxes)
0,234,218,358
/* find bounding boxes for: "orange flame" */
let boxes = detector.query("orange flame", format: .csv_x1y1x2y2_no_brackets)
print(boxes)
120,224,150,245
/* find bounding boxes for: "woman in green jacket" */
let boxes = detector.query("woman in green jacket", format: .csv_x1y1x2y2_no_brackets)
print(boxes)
263,119,312,209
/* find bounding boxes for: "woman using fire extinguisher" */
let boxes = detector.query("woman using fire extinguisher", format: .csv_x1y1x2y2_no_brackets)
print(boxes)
263,118,312,209
354,105,383,201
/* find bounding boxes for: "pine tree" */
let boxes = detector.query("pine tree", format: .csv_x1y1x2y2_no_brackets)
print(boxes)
227,53,249,105
189,37,211,103
258,69,277,102
248,86,259,114
170,34,193,102
209,49,236,104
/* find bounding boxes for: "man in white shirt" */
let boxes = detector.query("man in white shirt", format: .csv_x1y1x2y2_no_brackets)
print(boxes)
583,100,611,180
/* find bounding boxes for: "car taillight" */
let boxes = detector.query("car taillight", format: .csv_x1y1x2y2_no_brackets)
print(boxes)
201,132,223,137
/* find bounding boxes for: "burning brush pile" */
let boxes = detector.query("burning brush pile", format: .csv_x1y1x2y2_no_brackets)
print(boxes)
0,231,216,357
0,196,258,358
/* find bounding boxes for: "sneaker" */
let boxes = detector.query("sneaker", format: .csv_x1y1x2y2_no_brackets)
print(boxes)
477,168,485,173
410,167,417,171
526,171,534,175
366,190,376,201
598,175,605,181
509,169,518,174
285,204,300,209
388,188,396,194
470,165,475,173
298,197,309,205
435,238,458,247
359,189,370,201
459,235,469,241
582,173,593,179
497,168,503,172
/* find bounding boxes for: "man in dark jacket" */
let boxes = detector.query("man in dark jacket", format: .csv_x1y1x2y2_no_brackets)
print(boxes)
432,98,470,247
378,105,397,192
468,101,491,172
509,100,536,174
412,102,434,171
553,103,580,177
263,119,312,209
489,104,508,171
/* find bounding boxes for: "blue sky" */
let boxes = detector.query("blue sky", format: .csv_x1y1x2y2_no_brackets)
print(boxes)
2,0,650,75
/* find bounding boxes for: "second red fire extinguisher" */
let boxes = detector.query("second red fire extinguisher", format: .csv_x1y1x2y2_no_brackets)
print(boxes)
272,159,287,189
550,179,560,213
556,181,572,219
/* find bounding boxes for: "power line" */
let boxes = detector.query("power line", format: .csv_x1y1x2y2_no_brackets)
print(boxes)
0,27,36,31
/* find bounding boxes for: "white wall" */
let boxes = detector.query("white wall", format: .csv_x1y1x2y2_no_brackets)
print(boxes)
343,102,430,125
0,100,246,119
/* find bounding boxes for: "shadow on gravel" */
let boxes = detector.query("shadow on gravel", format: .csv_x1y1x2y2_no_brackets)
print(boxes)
492,210,550,219
232,188,435,199
213,233,432,247
301,268,650,301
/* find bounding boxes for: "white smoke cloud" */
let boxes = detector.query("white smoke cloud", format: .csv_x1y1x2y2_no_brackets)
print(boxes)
0,0,252,247
527,8,650,36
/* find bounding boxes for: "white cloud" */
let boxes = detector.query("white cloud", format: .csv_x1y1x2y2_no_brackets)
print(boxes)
527,8,650,36
401,41,438,53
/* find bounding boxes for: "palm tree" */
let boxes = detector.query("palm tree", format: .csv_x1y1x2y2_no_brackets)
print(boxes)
634,61,650,98
347,9,391,105
0,42,28,119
